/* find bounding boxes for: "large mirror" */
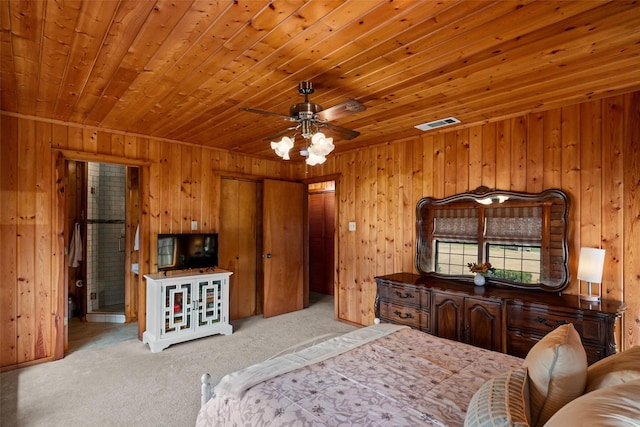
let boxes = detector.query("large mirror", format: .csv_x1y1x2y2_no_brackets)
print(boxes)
415,187,570,291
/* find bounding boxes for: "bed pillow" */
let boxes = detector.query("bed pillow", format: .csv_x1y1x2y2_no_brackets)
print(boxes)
544,378,640,427
522,323,587,427
586,345,640,393
464,367,530,427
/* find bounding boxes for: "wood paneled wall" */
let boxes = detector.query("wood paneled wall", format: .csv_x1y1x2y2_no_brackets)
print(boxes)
1,91,638,369
0,114,298,370
306,92,640,351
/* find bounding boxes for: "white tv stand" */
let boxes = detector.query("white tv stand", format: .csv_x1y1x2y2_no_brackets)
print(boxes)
143,269,233,352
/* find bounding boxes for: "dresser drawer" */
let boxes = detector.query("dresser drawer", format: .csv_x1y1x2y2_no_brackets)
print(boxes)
507,305,570,332
506,329,604,365
378,282,430,308
507,304,606,344
379,301,431,332
506,329,542,359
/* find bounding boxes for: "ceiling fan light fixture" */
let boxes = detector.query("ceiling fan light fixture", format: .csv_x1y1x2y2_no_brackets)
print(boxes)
309,132,334,156
305,151,327,166
271,136,294,160
240,82,366,165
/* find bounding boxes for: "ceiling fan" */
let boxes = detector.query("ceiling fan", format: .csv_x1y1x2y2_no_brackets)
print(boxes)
239,82,366,165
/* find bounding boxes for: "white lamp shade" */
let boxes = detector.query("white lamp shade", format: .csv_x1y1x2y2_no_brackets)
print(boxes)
270,136,294,160
305,151,326,165
577,247,605,283
309,132,334,156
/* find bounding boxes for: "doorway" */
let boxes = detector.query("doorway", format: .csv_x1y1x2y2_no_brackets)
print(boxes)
65,160,139,352
308,181,335,296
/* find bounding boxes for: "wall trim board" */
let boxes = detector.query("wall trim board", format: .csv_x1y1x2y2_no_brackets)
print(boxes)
55,149,152,167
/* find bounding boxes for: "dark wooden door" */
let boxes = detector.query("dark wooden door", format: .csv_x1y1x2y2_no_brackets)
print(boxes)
263,179,304,318
308,191,335,295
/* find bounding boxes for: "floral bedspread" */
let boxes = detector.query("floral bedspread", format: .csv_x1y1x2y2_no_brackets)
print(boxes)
196,326,522,426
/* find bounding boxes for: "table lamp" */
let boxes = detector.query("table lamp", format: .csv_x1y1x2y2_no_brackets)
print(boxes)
577,247,605,302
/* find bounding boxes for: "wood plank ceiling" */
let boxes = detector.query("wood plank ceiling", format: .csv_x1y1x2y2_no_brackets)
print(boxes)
2,0,640,161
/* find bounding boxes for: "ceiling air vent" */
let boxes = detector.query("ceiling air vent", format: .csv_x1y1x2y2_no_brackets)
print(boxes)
415,117,460,131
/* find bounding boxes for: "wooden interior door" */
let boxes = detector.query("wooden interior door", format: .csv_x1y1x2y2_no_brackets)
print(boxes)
263,179,304,318
66,161,86,324
309,190,335,295
219,178,259,320
125,166,139,323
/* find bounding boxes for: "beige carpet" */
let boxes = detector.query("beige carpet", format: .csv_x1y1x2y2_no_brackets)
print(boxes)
0,293,357,427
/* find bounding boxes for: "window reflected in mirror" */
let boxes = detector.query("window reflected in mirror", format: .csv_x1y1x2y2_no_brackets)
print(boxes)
416,187,569,291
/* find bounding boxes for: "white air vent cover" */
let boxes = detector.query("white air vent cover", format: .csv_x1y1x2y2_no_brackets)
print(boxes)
415,117,460,131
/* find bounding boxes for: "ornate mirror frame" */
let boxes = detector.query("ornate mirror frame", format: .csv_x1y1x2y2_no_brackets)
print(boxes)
415,187,570,292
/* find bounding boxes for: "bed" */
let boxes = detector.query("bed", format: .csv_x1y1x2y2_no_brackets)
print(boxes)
196,324,523,426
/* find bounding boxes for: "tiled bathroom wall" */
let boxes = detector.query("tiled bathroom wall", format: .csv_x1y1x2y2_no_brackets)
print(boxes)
86,163,126,317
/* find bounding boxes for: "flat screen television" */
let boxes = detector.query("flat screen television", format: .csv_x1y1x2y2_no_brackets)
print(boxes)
157,233,219,271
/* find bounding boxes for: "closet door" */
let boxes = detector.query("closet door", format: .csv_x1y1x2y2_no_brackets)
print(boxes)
219,178,258,320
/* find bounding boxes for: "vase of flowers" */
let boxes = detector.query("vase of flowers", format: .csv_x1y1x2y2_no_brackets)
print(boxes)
467,262,495,286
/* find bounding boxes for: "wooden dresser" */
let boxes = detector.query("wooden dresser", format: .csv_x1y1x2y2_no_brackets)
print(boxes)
375,273,625,364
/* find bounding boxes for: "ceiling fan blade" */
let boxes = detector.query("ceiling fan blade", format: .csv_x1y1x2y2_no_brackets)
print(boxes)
315,99,366,122
239,107,293,120
262,127,298,141
322,123,360,140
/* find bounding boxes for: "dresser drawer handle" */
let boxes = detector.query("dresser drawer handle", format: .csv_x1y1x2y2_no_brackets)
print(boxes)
394,291,414,299
393,310,414,319
535,317,568,328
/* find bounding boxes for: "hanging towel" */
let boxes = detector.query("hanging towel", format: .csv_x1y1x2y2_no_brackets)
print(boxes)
134,224,140,251
68,222,83,267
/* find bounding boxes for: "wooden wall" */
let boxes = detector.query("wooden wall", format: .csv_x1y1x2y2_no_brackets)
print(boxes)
1,90,638,369
0,114,298,370
306,92,640,351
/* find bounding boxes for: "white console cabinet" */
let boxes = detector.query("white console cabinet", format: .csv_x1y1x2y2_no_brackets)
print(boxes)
143,269,233,352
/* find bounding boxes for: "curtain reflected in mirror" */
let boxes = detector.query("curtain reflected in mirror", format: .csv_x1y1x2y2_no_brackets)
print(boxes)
415,187,569,292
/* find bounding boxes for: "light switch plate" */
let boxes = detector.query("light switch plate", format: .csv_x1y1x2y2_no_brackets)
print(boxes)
191,220,198,230
348,221,356,231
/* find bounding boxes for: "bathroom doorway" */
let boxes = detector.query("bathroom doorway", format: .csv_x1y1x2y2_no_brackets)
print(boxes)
66,160,140,352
